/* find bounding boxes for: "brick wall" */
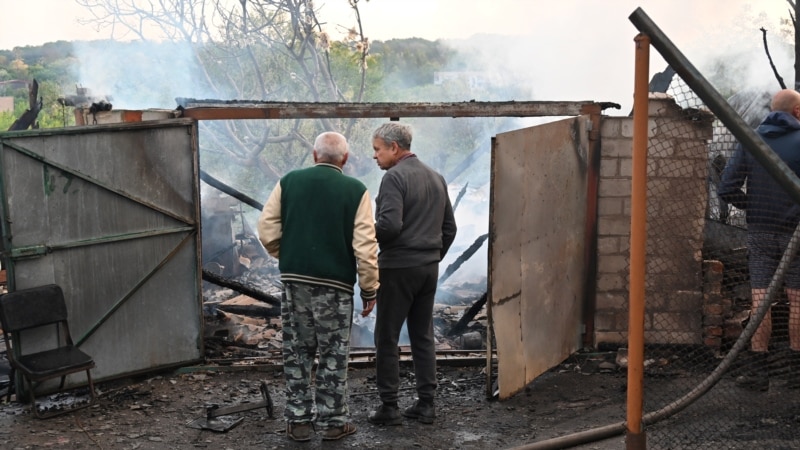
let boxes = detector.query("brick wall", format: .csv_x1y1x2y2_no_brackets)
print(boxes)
594,94,713,346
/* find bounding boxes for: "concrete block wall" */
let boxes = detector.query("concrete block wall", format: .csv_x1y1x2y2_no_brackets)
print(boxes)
594,94,714,346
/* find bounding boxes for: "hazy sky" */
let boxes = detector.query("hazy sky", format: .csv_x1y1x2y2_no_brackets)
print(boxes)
0,0,794,113
0,1,791,48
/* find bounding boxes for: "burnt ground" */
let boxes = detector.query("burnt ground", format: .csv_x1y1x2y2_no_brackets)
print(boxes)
0,272,633,450
1,272,798,449
0,355,629,450
3,346,800,449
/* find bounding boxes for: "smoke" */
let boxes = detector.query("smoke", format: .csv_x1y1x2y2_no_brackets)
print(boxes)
72,40,214,109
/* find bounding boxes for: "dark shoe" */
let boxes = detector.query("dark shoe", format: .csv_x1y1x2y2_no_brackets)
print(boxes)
322,422,357,441
735,351,769,392
368,404,402,426
286,422,314,442
402,400,435,424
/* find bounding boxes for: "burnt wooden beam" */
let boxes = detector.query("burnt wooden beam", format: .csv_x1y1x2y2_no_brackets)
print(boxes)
439,233,488,284
200,169,264,211
202,269,281,306
8,79,42,131
447,292,488,337
176,100,615,120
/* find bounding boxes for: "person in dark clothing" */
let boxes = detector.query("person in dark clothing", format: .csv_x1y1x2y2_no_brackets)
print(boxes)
367,122,457,426
258,131,379,441
719,88,800,391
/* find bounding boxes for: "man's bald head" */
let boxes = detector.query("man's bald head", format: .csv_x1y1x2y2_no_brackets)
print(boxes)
771,89,800,117
313,131,349,167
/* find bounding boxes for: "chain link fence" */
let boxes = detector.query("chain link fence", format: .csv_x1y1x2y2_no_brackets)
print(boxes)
617,11,800,447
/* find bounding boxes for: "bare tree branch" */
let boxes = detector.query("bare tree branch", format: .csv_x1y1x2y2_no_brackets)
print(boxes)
760,27,787,89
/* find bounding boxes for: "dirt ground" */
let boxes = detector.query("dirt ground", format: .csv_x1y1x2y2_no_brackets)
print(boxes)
4,347,800,449
3,275,796,449
0,353,631,450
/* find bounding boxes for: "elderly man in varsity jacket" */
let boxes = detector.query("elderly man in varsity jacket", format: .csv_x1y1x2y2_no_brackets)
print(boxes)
258,131,379,442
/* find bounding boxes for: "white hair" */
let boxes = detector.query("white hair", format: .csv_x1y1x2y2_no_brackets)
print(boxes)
314,131,348,163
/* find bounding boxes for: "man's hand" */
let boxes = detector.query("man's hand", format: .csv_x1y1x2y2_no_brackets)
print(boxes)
361,299,376,317
360,290,377,317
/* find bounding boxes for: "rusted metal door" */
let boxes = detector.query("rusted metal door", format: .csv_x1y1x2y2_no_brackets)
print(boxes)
0,119,203,386
489,116,592,399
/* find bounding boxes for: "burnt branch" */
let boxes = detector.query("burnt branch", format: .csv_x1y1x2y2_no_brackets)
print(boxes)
453,183,468,212
439,233,488,285
760,27,787,90
8,79,42,131
446,292,487,337
202,269,281,306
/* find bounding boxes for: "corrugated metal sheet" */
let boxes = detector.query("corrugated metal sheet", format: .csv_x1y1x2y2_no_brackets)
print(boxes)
0,119,203,388
489,116,590,399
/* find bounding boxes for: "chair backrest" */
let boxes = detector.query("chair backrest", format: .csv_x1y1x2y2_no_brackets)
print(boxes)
0,284,69,334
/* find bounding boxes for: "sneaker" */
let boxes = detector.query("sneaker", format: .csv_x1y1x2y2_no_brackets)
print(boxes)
368,403,402,426
322,422,357,441
286,422,314,442
402,400,435,424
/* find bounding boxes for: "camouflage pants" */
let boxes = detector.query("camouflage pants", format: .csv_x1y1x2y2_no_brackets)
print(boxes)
281,281,353,428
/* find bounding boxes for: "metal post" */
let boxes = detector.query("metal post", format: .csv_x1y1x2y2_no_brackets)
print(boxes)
626,32,650,450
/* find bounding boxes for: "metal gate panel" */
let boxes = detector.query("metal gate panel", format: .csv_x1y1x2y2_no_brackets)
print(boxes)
490,116,590,399
0,120,203,385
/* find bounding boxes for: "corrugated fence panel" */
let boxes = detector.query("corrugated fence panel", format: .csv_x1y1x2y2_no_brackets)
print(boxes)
0,119,203,387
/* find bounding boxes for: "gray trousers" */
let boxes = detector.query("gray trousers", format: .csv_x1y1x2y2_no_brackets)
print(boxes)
374,263,439,404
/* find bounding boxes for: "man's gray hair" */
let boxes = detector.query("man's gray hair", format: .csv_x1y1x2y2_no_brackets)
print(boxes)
373,122,412,150
314,131,348,163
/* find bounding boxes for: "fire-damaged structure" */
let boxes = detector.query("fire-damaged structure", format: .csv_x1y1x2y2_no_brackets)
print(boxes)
0,98,626,399
1,85,778,448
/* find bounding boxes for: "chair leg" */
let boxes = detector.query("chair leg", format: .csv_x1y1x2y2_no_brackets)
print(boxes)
85,369,96,402
23,377,42,419
6,367,14,403
28,371,97,419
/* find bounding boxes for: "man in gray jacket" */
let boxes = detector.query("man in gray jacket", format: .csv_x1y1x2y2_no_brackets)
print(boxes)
367,122,457,426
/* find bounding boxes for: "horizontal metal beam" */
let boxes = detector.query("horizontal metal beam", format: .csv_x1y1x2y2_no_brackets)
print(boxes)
176,100,611,120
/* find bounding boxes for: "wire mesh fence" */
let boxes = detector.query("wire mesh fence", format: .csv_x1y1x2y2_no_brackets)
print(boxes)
623,72,800,448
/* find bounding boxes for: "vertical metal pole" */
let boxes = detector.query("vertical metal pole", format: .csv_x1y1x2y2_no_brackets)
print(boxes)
486,136,497,399
626,32,650,450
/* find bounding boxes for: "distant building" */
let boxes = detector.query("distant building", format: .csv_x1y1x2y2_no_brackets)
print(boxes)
0,97,13,114
433,71,492,90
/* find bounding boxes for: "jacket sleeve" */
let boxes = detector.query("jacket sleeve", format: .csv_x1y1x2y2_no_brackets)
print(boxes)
718,146,749,210
375,173,404,243
353,190,380,299
257,182,282,259
440,179,458,259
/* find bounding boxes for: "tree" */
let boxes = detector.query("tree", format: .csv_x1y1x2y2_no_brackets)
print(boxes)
75,0,377,191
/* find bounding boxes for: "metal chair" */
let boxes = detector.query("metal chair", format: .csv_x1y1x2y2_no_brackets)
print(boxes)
0,284,96,418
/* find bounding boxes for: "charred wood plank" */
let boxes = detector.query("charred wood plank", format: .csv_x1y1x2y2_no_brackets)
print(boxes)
8,79,42,131
439,233,488,284
447,292,487,337
200,170,264,211
452,182,468,212
202,269,281,306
